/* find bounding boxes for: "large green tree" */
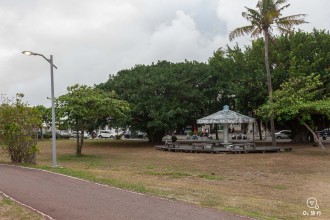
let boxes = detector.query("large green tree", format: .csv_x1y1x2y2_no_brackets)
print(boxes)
258,74,330,150
98,61,216,144
269,30,330,140
229,0,307,146
56,84,129,155
272,29,330,91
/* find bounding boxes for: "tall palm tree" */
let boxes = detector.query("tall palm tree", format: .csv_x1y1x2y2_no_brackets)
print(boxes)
229,0,307,146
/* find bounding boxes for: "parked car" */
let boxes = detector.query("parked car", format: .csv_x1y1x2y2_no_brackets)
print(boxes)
59,131,71,139
317,128,330,136
275,130,292,139
135,131,147,139
98,130,115,138
317,128,330,140
71,131,90,139
39,131,59,139
123,130,131,139
122,130,146,139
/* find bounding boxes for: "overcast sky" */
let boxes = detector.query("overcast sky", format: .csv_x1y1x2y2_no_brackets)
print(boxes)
1,0,329,106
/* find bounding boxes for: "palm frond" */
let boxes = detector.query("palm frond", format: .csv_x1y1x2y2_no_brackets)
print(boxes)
229,25,257,41
277,3,290,13
230,0,307,42
275,0,289,5
274,0,290,12
275,26,292,35
277,14,308,29
242,7,261,22
278,14,308,23
250,27,263,38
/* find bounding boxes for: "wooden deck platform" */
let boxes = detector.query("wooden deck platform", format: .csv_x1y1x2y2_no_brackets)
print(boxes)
155,143,292,154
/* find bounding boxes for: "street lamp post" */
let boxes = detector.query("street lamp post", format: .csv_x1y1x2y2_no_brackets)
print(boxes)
22,50,58,167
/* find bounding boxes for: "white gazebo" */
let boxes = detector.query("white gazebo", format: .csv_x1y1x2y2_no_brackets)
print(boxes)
197,105,256,144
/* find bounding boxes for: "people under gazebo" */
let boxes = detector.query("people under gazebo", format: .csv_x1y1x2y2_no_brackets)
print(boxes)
197,105,256,144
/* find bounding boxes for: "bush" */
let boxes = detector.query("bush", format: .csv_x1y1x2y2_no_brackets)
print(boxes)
0,94,42,164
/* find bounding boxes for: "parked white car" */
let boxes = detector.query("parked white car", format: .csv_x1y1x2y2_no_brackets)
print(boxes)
98,130,116,138
275,130,292,139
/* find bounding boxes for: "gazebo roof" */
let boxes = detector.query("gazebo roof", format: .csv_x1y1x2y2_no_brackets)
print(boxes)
197,106,255,124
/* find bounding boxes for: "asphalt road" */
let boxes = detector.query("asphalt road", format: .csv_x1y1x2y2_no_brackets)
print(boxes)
0,164,252,220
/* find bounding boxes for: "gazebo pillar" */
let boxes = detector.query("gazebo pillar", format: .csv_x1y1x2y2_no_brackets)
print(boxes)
223,123,229,144
223,105,229,144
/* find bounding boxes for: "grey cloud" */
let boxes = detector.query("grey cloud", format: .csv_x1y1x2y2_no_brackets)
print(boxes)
0,0,328,106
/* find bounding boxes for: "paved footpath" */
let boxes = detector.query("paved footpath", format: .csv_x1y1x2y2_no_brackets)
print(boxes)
0,164,252,220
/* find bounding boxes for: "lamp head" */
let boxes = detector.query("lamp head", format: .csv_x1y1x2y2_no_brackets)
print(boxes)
22,51,34,56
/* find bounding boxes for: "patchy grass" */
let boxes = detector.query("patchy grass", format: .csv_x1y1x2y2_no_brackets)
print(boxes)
198,173,224,181
0,194,43,220
273,184,288,190
1,139,330,220
143,170,192,178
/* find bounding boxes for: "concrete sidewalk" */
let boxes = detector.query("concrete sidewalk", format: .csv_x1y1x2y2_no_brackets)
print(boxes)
0,164,252,220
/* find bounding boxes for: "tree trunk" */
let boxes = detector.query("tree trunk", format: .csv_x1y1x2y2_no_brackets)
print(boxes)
76,120,82,156
294,130,310,143
148,130,165,144
76,136,81,156
80,129,84,154
263,30,276,146
298,117,326,151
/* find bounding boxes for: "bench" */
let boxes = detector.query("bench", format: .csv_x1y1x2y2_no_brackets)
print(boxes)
231,143,256,150
192,143,214,150
165,141,179,148
221,142,256,150
192,143,206,149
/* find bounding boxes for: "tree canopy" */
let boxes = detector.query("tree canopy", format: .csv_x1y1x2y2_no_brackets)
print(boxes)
257,74,330,150
56,84,130,155
98,60,219,144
